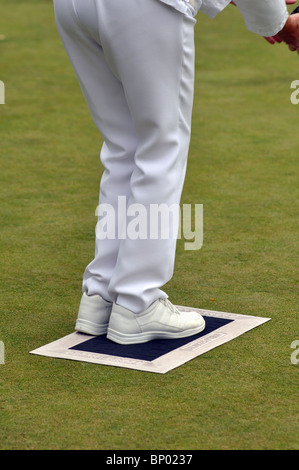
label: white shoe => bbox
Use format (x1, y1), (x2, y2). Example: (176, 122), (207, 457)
(107, 298), (205, 345)
(75, 292), (112, 335)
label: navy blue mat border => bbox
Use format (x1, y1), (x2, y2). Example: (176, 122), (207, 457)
(70, 316), (233, 361)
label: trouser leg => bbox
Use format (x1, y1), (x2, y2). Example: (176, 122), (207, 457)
(53, 0), (138, 303)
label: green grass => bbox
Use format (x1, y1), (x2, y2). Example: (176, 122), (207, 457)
(0, 0), (298, 450)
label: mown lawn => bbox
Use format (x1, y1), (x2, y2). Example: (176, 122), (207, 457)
(0, 0), (298, 450)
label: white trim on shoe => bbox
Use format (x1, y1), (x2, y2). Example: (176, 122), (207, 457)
(107, 298), (205, 345)
(75, 292), (112, 335)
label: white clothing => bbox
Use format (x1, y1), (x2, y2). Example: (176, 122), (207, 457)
(233, 0), (288, 37)
(158, 0), (200, 16)
(159, 0), (288, 36)
(53, 0), (289, 314)
(158, 0), (230, 17)
(54, 0), (196, 313)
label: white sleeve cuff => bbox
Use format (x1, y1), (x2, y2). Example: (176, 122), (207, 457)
(199, 0), (231, 19)
(234, 0), (289, 37)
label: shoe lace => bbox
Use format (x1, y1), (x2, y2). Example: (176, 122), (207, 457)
(160, 298), (180, 316)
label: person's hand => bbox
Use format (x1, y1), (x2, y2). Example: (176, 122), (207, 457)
(275, 13), (299, 52)
(264, 0), (297, 45)
(230, 1), (297, 45)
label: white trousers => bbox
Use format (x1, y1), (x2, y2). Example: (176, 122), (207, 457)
(53, 0), (196, 313)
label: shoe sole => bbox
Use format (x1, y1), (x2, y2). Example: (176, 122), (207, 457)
(75, 318), (108, 336)
(107, 318), (206, 345)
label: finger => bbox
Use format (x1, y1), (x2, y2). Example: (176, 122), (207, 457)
(272, 35), (283, 43)
(264, 36), (276, 44)
(264, 35), (283, 44)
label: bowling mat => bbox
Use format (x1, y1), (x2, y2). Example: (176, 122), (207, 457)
(30, 307), (270, 374)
